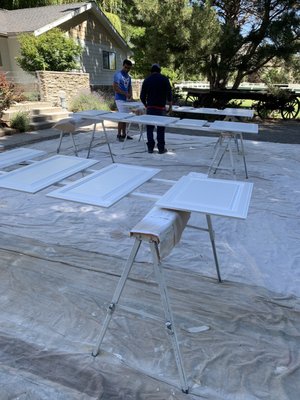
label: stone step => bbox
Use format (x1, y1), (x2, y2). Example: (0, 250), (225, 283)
(31, 107), (66, 115)
(8, 101), (53, 109)
(2, 107), (66, 121)
(29, 120), (58, 130)
(30, 111), (70, 123)
(1, 101), (70, 131)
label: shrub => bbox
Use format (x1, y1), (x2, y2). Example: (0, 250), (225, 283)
(0, 72), (24, 114)
(0, 72), (25, 114)
(17, 28), (82, 73)
(10, 111), (31, 132)
(69, 91), (113, 112)
(23, 91), (40, 102)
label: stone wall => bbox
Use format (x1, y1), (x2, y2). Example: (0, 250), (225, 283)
(131, 79), (142, 100)
(36, 71), (90, 108)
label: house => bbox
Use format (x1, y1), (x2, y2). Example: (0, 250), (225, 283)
(0, 1), (132, 91)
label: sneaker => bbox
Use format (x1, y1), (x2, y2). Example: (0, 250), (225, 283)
(158, 148), (168, 154)
(126, 135), (133, 140)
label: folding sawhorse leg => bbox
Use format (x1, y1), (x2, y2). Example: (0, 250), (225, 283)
(86, 121), (115, 163)
(92, 207), (190, 393)
(122, 122), (147, 151)
(208, 133), (236, 178)
(57, 130), (78, 156)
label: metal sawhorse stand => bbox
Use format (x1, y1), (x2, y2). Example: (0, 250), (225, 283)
(208, 131), (248, 179)
(54, 116), (115, 163)
(92, 207), (191, 393)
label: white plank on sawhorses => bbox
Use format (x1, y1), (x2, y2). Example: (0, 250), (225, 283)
(0, 148), (46, 169)
(209, 120), (258, 134)
(0, 155), (98, 193)
(124, 114), (180, 126)
(47, 163), (160, 207)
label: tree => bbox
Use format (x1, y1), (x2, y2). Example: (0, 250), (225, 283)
(259, 54), (300, 84)
(16, 28), (83, 73)
(125, 0), (299, 88)
(197, 0), (300, 89)
(125, 0), (220, 79)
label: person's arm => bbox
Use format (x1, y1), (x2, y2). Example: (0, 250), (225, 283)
(166, 100), (173, 114)
(113, 82), (128, 98)
(166, 79), (173, 114)
(140, 81), (147, 108)
(127, 77), (133, 100)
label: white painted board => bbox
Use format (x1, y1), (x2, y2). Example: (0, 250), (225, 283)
(47, 163), (160, 207)
(73, 110), (110, 117)
(172, 106), (194, 112)
(0, 155), (98, 193)
(170, 119), (208, 129)
(173, 106), (253, 118)
(209, 120), (258, 134)
(156, 175), (253, 219)
(121, 101), (144, 109)
(102, 112), (135, 121)
(186, 107), (221, 114)
(0, 148), (46, 169)
(223, 108), (254, 118)
(126, 114), (180, 126)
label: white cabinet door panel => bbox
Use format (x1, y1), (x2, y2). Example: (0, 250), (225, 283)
(156, 175), (253, 219)
(47, 163), (160, 207)
(0, 155), (98, 193)
(0, 148), (46, 169)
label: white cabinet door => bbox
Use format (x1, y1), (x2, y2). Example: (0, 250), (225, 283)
(0, 148), (46, 169)
(156, 175), (253, 219)
(0, 155), (98, 193)
(48, 163), (160, 207)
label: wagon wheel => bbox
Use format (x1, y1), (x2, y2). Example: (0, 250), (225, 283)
(256, 101), (280, 119)
(280, 97), (300, 120)
(185, 94), (198, 106)
(256, 101), (272, 119)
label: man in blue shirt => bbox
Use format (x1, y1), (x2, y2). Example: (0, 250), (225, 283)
(113, 59), (133, 141)
(140, 64), (172, 154)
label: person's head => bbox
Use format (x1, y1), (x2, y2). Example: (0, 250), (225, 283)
(150, 63), (161, 73)
(122, 59), (132, 73)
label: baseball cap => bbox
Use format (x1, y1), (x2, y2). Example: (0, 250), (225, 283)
(151, 63), (161, 73)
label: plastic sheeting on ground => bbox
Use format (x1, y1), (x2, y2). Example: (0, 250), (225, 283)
(0, 127), (299, 399)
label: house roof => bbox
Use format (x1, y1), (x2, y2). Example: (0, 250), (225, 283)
(0, 1), (129, 50)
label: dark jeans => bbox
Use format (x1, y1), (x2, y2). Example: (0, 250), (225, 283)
(146, 108), (166, 152)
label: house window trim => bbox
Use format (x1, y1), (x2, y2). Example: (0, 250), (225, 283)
(103, 50), (116, 70)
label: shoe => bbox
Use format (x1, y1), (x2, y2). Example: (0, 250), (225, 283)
(117, 135), (125, 142)
(148, 149), (154, 154)
(158, 148), (168, 154)
(126, 135), (133, 140)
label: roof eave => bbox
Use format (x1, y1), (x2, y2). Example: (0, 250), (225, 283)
(34, 2), (93, 36)
(89, 3), (131, 52)
(33, 1), (131, 53)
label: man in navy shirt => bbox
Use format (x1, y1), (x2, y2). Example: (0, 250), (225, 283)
(140, 64), (172, 154)
(113, 59), (133, 141)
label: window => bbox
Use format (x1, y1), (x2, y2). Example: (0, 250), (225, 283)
(103, 51), (116, 70)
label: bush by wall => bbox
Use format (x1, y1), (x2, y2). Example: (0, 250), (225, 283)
(10, 111), (30, 132)
(69, 91), (114, 112)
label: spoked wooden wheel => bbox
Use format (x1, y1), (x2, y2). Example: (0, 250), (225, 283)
(256, 101), (280, 119)
(256, 101), (272, 119)
(280, 98), (300, 120)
